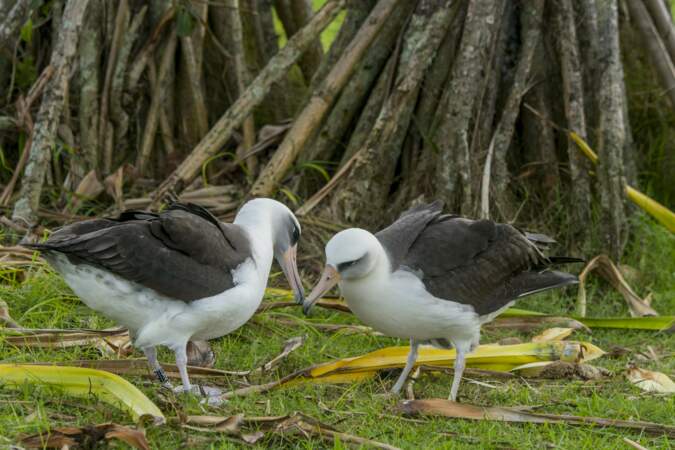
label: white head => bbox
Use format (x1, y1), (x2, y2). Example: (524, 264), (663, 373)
(303, 228), (385, 314)
(237, 198), (304, 303)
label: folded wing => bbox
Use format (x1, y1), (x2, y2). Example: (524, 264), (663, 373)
(26, 204), (251, 301)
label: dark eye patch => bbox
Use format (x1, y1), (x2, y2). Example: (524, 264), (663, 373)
(291, 225), (300, 245)
(337, 258), (360, 272)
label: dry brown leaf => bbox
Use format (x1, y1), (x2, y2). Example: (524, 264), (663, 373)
(185, 412), (400, 449)
(186, 340), (216, 368)
(531, 327), (574, 343)
(3, 328), (130, 354)
(256, 336), (305, 373)
(20, 423), (150, 450)
(626, 365), (675, 393)
(104, 164), (128, 211)
(578, 255), (657, 317)
(487, 316), (589, 332)
(532, 327), (574, 342)
(398, 399), (675, 437)
(0, 299), (20, 328)
(67, 170), (104, 213)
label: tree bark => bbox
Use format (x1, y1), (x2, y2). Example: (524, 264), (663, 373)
(149, 0), (345, 208)
(556, 0), (592, 243)
(12, 0), (88, 224)
(432, 0), (499, 214)
(644, 0), (675, 65)
(250, 0), (401, 198)
(137, 30), (177, 175)
(332, 0), (456, 225)
(0, 0), (33, 53)
(483, 0), (543, 220)
(308, 0), (375, 90)
(75, 0), (102, 179)
(297, 1), (413, 170)
(626, 0), (675, 110)
(224, 0), (258, 176)
(597, 0), (629, 260)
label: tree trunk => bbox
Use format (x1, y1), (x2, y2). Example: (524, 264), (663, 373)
(12, 0), (89, 224)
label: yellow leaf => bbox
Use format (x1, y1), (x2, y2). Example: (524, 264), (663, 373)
(625, 185), (675, 233)
(569, 131), (675, 233)
(303, 342), (605, 382)
(569, 131), (599, 164)
(0, 364), (165, 424)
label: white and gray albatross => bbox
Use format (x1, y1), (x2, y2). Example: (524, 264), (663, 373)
(25, 198), (304, 400)
(303, 201), (581, 401)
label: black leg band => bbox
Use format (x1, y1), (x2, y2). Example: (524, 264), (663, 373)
(154, 368), (168, 384)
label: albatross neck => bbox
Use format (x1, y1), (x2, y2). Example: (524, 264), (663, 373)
(233, 204), (275, 277)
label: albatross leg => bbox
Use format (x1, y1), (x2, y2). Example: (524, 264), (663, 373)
(173, 343), (225, 404)
(143, 346), (171, 388)
(391, 338), (419, 395)
(174, 344), (193, 393)
(449, 345), (467, 401)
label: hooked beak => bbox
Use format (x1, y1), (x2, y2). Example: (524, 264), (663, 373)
(303, 264), (340, 315)
(280, 244), (304, 304)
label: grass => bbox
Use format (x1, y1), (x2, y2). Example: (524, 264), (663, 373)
(0, 214), (673, 449)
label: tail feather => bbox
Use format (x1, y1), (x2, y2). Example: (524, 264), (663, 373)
(548, 256), (585, 265)
(511, 270), (579, 299)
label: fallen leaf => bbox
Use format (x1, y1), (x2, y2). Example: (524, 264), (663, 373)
(500, 308), (674, 331)
(0, 299), (20, 328)
(488, 316), (589, 332)
(626, 365), (675, 393)
(577, 255), (657, 317)
(531, 327), (574, 343)
(3, 328), (131, 355)
(21, 423), (150, 450)
(218, 341), (605, 399)
(398, 399), (675, 437)
(104, 164), (129, 211)
(0, 364), (165, 424)
(184, 412), (400, 449)
(186, 340), (215, 368)
(66, 170), (104, 213)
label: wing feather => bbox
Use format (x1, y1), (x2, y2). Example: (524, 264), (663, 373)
(25, 204), (251, 301)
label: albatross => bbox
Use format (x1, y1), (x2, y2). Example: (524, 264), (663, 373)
(302, 201), (581, 401)
(25, 198), (304, 400)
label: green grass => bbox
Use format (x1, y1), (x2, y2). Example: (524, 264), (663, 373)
(0, 215), (673, 449)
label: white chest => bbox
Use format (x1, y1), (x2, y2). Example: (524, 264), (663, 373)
(341, 270), (481, 344)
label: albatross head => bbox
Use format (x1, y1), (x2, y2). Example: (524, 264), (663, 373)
(241, 198), (305, 304)
(303, 228), (382, 315)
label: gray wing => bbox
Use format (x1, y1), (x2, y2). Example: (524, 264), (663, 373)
(26, 204), (251, 301)
(374, 201), (445, 269)
(377, 203), (578, 316)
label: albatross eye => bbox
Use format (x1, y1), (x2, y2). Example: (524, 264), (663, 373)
(291, 225), (300, 245)
(337, 259), (359, 272)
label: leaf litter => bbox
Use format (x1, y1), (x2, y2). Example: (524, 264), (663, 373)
(397, 399), (675, 438)
(20, 423), (150, 450)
